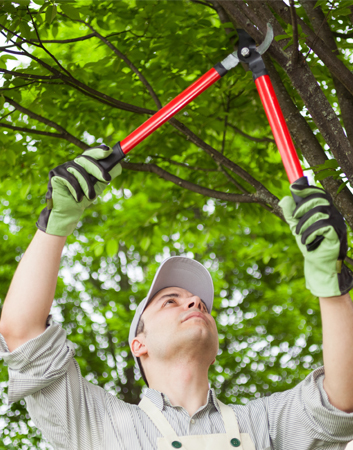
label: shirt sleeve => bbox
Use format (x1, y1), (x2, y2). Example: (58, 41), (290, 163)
(0, 315), (107, 450)
(266, 367), (353, 449)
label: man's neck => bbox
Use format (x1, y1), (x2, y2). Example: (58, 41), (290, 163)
(146, 358), (211, 417)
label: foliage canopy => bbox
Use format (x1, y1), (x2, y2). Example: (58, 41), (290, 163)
(1, 0), (353, 448)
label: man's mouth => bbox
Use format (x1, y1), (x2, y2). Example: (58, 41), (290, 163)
(182, 312), (207, 323)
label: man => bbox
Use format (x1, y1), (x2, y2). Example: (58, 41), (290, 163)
(1, 146), (353, 450)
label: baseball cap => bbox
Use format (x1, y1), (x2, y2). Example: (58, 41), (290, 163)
(129, 256), (214, 384)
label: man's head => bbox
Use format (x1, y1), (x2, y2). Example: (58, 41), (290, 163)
(128, 257), (217, 385)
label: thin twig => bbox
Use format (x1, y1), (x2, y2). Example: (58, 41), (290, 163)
(289, 0), (299, 65)
(56, 12), (162, 109)
(189, 0), (217, 11)
(303, 4), (334, 63)
(1, 49), (24, 56)
(0, 68), (60, 80)
(0, 123), (64, 139)
(0, 25), (41, 48)
(0, 110), (16, 122)
(332, 31), (353, 39)
(169, 117), (280, 209)
(217, 164), (249, 194)
(121, 161), (258, 203)
(221, 94), (231, 154)
(0, 81), (38, 91)
(223, 122), (275, 143)
(27, 6), (73, 79)
(4, 97), (88, 150)
(152, 155), (218, 172)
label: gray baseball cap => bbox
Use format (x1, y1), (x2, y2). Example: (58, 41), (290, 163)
(129, 256), (214, 384)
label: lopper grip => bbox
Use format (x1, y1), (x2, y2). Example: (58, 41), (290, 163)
(291, 176), (324, 251)
(99, 142), (126, 172)
(291, 175), (308, 204)
(89, 142), (126, 185)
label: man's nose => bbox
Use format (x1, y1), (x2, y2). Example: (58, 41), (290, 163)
(187, 296), (203, 310)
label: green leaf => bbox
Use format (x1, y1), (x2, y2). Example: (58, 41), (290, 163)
(283, 38), (294, 51)
(323, 159), (339, 169)
(20, 183), (31, 199)
(314, 169), (335, 181)
(19, 21), (32, 40)
(220, 22), (234, 29)
(3, 55), (18, 61)
(31, 0), (45, 5)
(337, 180), (349, 194)
(337, 8), (352, 16)
(46, 4), (57, 24)
(0, 95), (4, 109)
(60, 4), (81, 21)
(275, 34), (290, 42)
(94, 243), (104, 257)
(140, 236), (151, 251)
(310, 159), (339, 171)
(7, 150), (16, 166)
(106, 239), (118, 257)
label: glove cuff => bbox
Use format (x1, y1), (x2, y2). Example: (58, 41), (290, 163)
(36, 207), (51, 233)
(338, 263), (353, 295)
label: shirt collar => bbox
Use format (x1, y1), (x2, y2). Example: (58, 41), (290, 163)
(143, 387), (221, 414)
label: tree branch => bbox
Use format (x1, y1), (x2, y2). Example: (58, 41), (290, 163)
(227, 123), (275, 144)
(0, 122), (64, 139)
(0, 81), (39, 91)
(121, 161), (260, 204)
(299, 0), (353, 149)
(0, 110), (16, 122)
(1, 25), (156, 116)
(0, 13), (280, 214)
(168, 117), (280, 210)
(218, 1), (353, 185)
(190, 0), (217, 11)
(83, 21), (162, 109)
(332, 31), (353, 39)
(152, 155), (218, 172)
(217, 164), (249, 194)
(27, 6), (73, 79)
(4, 97), (88, 151)
(266, 1), (353, 100)
(289, 0), (299, 66)
(261, 52), (353, 230)
(0, 68), (59, 80)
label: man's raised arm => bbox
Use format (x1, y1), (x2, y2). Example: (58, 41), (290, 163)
(0, 144), (122, 352)
(280, 183), (353, 413)
(0, 231), (66, 351)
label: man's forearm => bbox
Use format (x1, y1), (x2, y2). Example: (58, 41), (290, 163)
(0, 229), (66, 352)
(320, 292), (353, 412)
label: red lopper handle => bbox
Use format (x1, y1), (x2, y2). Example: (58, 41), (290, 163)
(255, 74), (303, 184)
(98, 68), (222, 172)
(121, 68), (221, 154)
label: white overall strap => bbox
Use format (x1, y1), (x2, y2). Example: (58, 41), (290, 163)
(217, 400), (244, 449)
(139, 396), (179, 443)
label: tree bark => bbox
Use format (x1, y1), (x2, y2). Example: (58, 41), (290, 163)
(299, 0), (353, 148)
(217, 0), (353, 185)
(262, 54), (353, 230)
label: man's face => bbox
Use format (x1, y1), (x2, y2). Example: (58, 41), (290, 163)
(135, 286), (219, 367)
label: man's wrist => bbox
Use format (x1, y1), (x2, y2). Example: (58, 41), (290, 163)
(319, 292), (352, 302)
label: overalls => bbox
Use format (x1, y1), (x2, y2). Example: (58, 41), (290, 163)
(139, 396), (256, 450)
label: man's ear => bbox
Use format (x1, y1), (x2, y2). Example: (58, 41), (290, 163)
(131, 335), (148, 358)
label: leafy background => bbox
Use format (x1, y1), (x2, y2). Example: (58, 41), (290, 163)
(0, 0), (353, 448)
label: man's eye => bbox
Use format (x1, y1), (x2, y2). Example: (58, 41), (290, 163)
(163, 299), (176, 306)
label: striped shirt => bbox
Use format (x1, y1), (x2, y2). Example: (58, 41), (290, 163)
(1, 316), (353, 450)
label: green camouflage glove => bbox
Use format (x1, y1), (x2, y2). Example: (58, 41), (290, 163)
(36, 145), (122, 236)
(279, 183), (353, 297)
